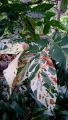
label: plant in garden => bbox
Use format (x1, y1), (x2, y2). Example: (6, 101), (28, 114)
(0, 0), (68, 120)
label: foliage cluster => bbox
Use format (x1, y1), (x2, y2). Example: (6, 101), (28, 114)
(0, 0), (68, 120)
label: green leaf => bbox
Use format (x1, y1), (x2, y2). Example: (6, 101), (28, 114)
(0, 19), (8, 27)
(30, 93), (44, 108)
(2, 112), (7, 120)
(32, 3), (54, 12)
(29, 53), (40, 72)
(60, 0), (67, 12)
(52, 31), (61, 42)
(35, 39), (49, 47)
(29, 38), (48, 53)
(0, 28), (4, 36)
(53, 36), (68, 54)
(48, 67), (56, 75)
(54, 105), (64, 111)
(0, 19), (9, 36)
(27, 17), (35, 30)
(50, 20), (65, 30)
(26, 11), (45, 19)
(29, 63), (40, 80)
(32, 108), (46, 115)
(10, 101), (26, 117)
(38, 114), (49, 120)
(51, 87), (57, 94)
(0, 3), (30, 12)
(29, 44), (40, 53)
(49, 45), (66, 69)
(41, 72), (54, 87)
(46, 11), (55, 18)
(57, 36), (68, 47)
(60, 111), (68, 115)
(46, 89), (54, 98)
(0, 0), (8, 4)
(21, 98), (28, 113)
(43, 83), (49, 89)
(29, 62), (38, 72)
(7, 11), (19, 20)
(36, 21), (42, 26)
(24, 18), (35, 40)
(43, 24), (50, 34)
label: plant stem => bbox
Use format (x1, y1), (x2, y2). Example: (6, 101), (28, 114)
(57, 0), (62, 21)
(52, 0), (62, 33)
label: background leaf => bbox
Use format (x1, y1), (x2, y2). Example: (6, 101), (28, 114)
(49, 45), (66, 69)
(10, 101), (26, 117)
(32, 3), (54, 12)
(43, 24), (50, 34)
(26, 11), (45, 19)
(0, 0), (8, 4)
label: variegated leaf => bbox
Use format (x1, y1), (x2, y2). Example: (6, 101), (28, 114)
(28, 47), (57, 111)
(3, 52), (22, 89)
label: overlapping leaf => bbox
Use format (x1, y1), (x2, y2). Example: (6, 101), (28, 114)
(0, 3), (30, 12)
(49, 35), (68, 69)
(28, 47), (57, 111)
(26, 11), (45, 19)
(32, 3), (54, 12)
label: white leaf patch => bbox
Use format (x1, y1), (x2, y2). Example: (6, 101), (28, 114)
(0, 42), (24, 54)
(3, 52), (22, 88)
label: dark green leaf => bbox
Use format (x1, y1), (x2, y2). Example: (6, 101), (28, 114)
(0, 19), (8, 27)
(28, 44), (40, 53)
(29, 64), (40, 80)
(43, 24), (50, 34)
(43, 83), (49, 89)
(46, 11), (55, 18)
(35, 38), (48, 47)
(0, 3), (30, 12)
(32, 108), (45, 115)
(46, 89), (54, 98)
(38, 114), (49, 120)
(54, 104), (64, 111)
(24, 18), (35, 40)
(10, 101), (26, 117)
(50, 20), (65, 30)
(2, 112), (7, 120)
(60, 111), (68, 115)
(62, 115), (68, 120)
(0, 0), (8, 4)
(0, 28), (4, 36)
(32, 3), (54, 12)
(7, 11), (19, 20)
(52, 31), (61, 42)
(49, 45), (66, 69)
(57, 36), (68, 47)
(29, 38), (48, 53)
(30, 93), (44, 108)
(51, 87), (57, 94)
(36, 21), (42, 26)
(21, 98), (28, 113)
